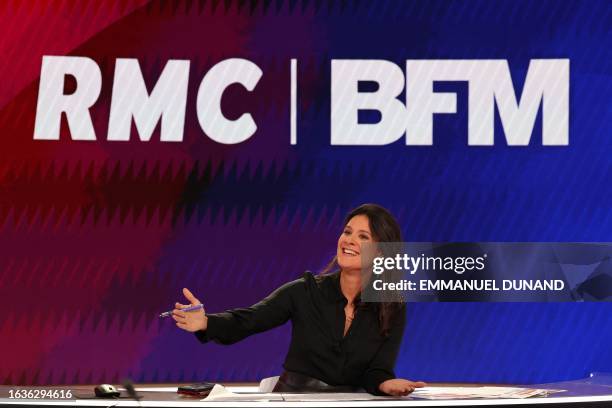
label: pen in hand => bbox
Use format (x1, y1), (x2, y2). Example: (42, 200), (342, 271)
(159, 303), (204, 318)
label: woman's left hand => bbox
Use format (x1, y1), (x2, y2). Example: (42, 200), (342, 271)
(379, 378), (427, 396)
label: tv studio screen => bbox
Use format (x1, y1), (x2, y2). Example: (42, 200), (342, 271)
(0, 1), (610, 407)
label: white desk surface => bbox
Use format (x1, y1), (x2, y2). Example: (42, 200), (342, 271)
(2, 383), (612, 407)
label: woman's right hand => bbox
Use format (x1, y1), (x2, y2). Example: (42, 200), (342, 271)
(173, 288), (208, 332)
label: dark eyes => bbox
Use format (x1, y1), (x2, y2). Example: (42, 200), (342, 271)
(343, 229), (370, 240)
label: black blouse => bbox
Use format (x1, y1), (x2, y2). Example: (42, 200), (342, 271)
(195, 271), (406, 395)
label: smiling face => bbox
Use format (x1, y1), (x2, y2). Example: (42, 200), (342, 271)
(337, 214), (375, 272)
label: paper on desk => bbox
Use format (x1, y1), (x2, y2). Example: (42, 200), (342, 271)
(411, 386), (565, 400)
(202, 384), (283, 401)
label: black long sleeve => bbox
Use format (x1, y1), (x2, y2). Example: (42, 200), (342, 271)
(194, 271), (406, 394)
(195, 279), (299, 344)
(361, 306), (406, 394)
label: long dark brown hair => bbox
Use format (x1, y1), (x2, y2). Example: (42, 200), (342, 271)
(321, 203), (404, 337)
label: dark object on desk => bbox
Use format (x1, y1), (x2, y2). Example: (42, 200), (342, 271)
(94, 384), (120, 398)
(177, 382), (216, 397)
(122, 378), (142, 401)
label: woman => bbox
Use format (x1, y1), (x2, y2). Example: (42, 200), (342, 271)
(172, 204), (426, 396)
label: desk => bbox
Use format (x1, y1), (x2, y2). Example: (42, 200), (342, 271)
(1, 377), (612, 407)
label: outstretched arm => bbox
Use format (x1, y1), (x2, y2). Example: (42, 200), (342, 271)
(173, 280), (299, 345)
